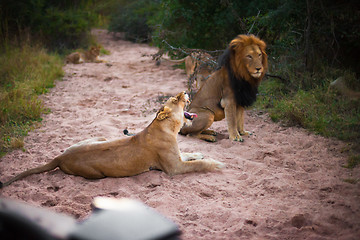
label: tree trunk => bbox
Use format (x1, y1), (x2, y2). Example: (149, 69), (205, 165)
(304, 0), (312, 71)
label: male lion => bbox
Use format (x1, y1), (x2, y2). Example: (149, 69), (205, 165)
(0, 92), (224, 188)
(66, 46), (105, 64)
(162, 52), (215, 89)
(180, 35), (268, 142)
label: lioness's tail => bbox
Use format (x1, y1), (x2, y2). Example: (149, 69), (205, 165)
(161, 57), (187, 64)
(0, 158), (60, 188)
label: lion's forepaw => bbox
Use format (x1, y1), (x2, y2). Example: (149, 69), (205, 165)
(229, 134), (243, 142)
(240, 130), (252, 136)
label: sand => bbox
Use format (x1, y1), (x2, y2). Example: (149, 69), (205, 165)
(1, 29), (359, 240)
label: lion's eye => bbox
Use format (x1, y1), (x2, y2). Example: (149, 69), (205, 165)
(246, 55), (252, 59)
(258, 53), (262, 57)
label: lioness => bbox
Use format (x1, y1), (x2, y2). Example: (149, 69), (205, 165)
(0, 92), (224, 188)
(66, 46), (105, 64)
(180, 35), (268, 142)
(329, 76), (360, 100)
(162, 52), (215, 89)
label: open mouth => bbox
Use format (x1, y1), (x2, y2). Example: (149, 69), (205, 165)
(184, 111), (197, 120)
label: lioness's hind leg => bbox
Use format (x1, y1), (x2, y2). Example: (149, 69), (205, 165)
(72, 137), (107, 146)
(180, 110), (216, 141)
(59, 162), (105, 179)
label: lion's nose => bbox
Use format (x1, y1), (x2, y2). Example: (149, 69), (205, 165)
(256, 67), (262, 72)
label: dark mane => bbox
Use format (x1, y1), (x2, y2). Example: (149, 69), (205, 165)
(218, 48), (258, 107)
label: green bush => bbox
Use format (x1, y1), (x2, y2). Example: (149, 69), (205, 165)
(256, 77), (360, 143)
(0, 44), (63, 154)
(108, 0), (160, 42)
(0, 0), (98, 51)
(39, 8), (95, 50)
(150, 0), (253, 50)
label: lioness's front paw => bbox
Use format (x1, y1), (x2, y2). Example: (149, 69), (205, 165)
(206, 158), (226, 170)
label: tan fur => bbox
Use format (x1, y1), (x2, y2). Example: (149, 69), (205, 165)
(1, 92), (224, 187)
(66, 46), (105, 64)
(162, 53), (214, 89)
(180, 35), (268, 142)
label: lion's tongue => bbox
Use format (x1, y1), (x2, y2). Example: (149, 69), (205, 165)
(184, 111), (197, 120)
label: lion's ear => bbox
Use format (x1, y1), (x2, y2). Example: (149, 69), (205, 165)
(170, 97), (179, 104)
(157, 106), (171, 121)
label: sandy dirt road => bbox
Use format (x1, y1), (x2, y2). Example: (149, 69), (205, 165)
(1, 29), (359, 239)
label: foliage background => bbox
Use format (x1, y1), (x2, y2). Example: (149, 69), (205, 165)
(0, 0), (99, 50)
